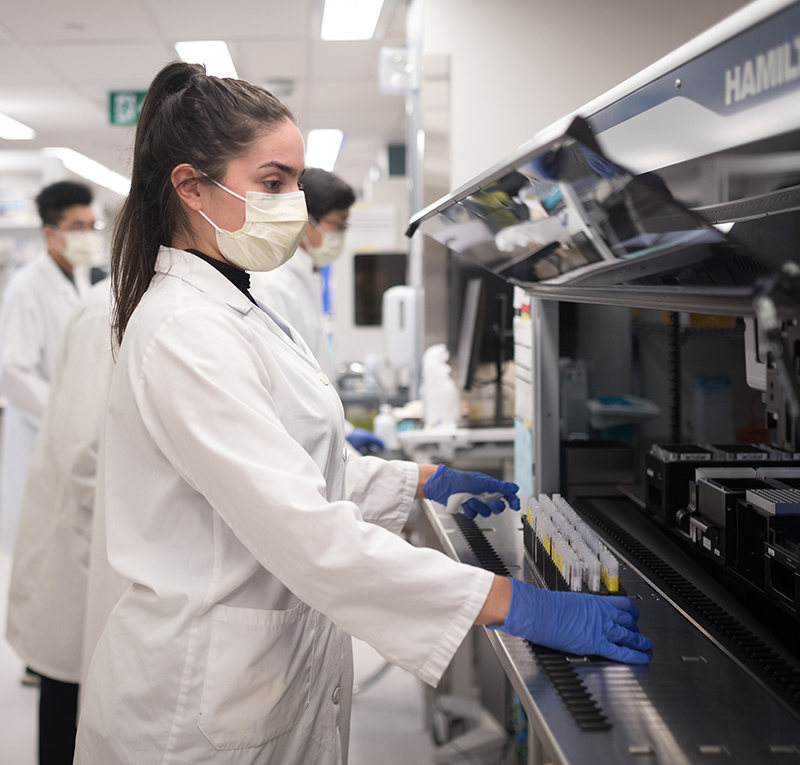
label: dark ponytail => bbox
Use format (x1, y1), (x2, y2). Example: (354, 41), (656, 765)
(111, 61), (295, 345)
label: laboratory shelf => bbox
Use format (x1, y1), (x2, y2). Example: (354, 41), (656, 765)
(419, 496), (800, 764)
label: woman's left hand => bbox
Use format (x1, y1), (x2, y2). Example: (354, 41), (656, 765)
(424, 464), (520, 519)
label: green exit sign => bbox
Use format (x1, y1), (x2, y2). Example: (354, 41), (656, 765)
(109, 91), (146, 126)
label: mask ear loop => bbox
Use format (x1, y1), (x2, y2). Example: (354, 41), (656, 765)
(199, 171), (247, 203)
(196, 209), (223, 233)
(182, 171), (246, 233)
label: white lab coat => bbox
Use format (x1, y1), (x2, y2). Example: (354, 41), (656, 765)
(249, 246), (334, 379)
(0, 252), (89, 552)
(76, 248), (493, 765)
(78, 420), (128, 694)
(5, 280), (112, 683)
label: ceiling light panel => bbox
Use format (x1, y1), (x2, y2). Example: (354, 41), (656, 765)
(42, 147), (131, 196)
(321, 0), (385, 41)
(306, 129), (344, 171)
(0, 113), (36, 140)
(175, 41), (238, 79)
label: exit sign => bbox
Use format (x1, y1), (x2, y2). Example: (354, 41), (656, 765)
(109, 91), (146, 126)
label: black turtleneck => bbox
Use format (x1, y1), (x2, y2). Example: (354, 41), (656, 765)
(187, 249), (256, 304)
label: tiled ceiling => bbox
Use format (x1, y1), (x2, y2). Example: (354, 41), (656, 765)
(0, 0), (408, 194)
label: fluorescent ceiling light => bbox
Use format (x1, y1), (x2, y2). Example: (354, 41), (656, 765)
(306, 129), (344, 172)
(321, 0), (385, 40)
(0, 112), (35, 140)
(175, 40), (238, 79)
(42, 148), (131, 197)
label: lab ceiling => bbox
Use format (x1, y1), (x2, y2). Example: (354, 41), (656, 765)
(0, 0), (408, 193)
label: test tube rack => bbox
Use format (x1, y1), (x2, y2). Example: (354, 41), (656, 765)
(523, 494), (624, 596)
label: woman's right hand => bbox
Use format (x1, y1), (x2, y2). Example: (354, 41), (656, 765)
(488, 577), (652, 664)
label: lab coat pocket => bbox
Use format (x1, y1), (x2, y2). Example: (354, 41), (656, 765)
(198, 600), (316, 750)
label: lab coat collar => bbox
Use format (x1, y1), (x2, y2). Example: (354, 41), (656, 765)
(154, 247), (255, 316)
(293, 246), (315, 274)
(154, 247), (322, 370)
(38, 251), (90, 298)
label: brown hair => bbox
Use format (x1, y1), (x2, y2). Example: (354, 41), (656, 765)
(111, 61), (295, 344)
(300, 167), (355, 222)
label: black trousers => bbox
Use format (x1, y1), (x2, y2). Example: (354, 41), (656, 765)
(38, 675), (79, 765)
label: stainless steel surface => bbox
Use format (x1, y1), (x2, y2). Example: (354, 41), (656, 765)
(419, 498), (800, 764)
(513, 285), (760, 318)
(590, 497), (799, 667)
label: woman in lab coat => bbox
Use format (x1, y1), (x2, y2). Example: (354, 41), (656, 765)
(75, 62), (650, 765)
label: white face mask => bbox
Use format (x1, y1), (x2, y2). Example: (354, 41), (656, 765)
(61, 230), (102, 267)
(305, 228), (345, 268)
(197, 180), (308, 272)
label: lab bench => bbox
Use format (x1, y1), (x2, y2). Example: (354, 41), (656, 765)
(398, 426), (515, 477)
(418, 495), (800, 764)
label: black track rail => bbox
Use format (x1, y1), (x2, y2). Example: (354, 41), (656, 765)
(452, 514), (612, 731)
(452, 513), (511, 577)
(573, 498), (800, 717)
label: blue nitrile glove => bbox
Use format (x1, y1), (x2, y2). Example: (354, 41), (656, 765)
(424, 464), (520, 519)
(490, 577), (652, 664)
(346, 428), (386, 455)
(582, 146), (618, 179)
(531, 150), (559, 182)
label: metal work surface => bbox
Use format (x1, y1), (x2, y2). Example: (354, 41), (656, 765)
(420, 498), (800, 764)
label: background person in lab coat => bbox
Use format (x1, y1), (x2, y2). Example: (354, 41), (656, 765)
(250, 166), (351, 380)
(75, 62), (650, 765)
(0, 181), (100, 558)
(5, 279), (113, 765)
(249, 167), (383, 455)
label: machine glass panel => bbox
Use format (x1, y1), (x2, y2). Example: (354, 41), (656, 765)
(414, 120), (774, 298)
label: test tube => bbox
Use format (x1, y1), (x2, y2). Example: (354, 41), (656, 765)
(567, 548), (584, 592)
(584, 552), (601, 592)
(599, 549), (620, 592)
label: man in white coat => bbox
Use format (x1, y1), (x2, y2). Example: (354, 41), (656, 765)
(0, 180), (100, 556)
(249, 167), (383, 455)
(249, 166), (350, 381)
(6, 279), (113, 765)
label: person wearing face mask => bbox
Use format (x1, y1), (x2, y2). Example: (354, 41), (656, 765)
(0, 181), (103, 560)
(248, 168), (383, 455)
(75, 62), (650, 765)
(249, 167), (351, 381)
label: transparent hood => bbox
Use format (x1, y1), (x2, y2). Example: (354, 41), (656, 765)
(415, 119), (771, 291)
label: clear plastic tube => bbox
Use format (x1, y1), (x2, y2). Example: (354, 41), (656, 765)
(584, 554), (601, 592)
(566, 547), (583, 591)
(600, 549), (620, 592)
(552, 532), (565, 576)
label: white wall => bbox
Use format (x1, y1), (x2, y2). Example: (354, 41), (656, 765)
(423, 0), (751, 188)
